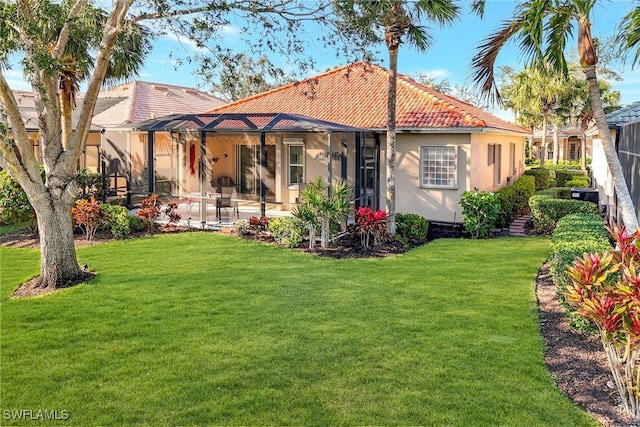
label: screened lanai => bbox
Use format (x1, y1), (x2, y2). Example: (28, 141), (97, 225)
(101, 112), (381, 227)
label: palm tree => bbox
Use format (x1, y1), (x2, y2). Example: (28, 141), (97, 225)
(334, 0), (461, 235)
(471, 0), (639, 232)
(500, 64), (568, 166)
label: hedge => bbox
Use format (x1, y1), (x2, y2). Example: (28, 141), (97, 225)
(523, 168), (552, 190)
(496, 175), (536, 227)
(529, 194), (599, 233)
(534, 187), (572, 199)
(565, 178), (590, 188)
(550, 213), (611, 297)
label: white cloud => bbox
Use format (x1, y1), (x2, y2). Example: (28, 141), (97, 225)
(162, 34), (208, 53)
(3, 69), (30, 90)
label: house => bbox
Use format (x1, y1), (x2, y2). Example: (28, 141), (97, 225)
(6, 82), (225, 175)
(531, 125), (591, 163)
(104, 62), (530, 225)
(590, 101), (640, 224)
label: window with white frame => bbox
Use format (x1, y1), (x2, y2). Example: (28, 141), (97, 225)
(288, 144), (304, 185)
(420, 146), (457, 189)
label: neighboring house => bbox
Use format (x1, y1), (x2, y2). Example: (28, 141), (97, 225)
(531, 125), (591, 162)
(104, 62), (529, 225)
(590, 101), (640, 224)
(5, 82), (225, 175)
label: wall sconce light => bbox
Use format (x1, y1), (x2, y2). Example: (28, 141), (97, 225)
(224, 152), (228, 158)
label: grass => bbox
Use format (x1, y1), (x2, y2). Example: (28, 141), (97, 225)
(0, 223), (27, 235)
(0, 233), (597, 426)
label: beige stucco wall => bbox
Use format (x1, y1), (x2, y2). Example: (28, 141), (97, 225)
(390, 133), (471, 223)
(377, 131), (525, 223)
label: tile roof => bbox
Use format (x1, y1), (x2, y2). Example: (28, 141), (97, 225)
(209, 62), (529, 134)
(91, 81), (226, 127)
(606, 100), (640, 126)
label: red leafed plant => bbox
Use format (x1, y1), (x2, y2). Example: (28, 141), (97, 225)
(163, 201), (182, 226)
(355, 206), (387, 249)
(72, 197), (105, 242)
(137, 194), (162, 232)
(565, 223), (640, 418)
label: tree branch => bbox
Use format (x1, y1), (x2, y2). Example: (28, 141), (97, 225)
(52, 0), (90, 60)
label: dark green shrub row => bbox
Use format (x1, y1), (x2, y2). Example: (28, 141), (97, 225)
(496, 175), (536, 226)
(396, 213), (429, 241)
(529, 194), (599, 233)
(550, 213), (611, 331)
(523, 168), (552, 191)
(533, 187), (572, 199)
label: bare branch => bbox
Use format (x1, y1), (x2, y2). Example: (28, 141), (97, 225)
(51, 0), (90, 60)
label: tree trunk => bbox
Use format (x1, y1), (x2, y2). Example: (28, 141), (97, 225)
(540, 114), (548, 168)
(552, 125), (559, 164)
(580, 119), (588, 171)
(584, 65), (639, 232)
(386, 46), (398, 236)
(31, 194), (87, 289)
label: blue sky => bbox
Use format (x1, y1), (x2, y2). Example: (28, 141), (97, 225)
(5, 0), (640, 112)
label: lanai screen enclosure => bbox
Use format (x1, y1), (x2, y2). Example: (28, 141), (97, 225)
(101, 113), (381, 225)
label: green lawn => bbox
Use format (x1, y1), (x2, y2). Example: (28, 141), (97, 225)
(0, 233), (596, 426)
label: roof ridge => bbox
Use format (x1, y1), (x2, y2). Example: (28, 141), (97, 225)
(208, 62), (378, 113)
(396, 73), (487, 127)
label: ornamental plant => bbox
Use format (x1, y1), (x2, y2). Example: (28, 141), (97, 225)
(564, 224), (640, 418)
(163, 201), (182, 226)
(459, 189), (501, 239)
(72, 197), (105, 242)
(137, 194), (162, 232)
(355, 206), (387, 249)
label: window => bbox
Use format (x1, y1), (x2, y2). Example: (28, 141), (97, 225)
(288, 145), (304, 185)
(420, 146), (457, 189)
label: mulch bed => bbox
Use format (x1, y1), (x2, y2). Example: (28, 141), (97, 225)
(2, 224), (637, 425)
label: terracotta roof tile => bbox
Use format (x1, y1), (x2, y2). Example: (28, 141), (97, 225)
(210, 62), (528, 134)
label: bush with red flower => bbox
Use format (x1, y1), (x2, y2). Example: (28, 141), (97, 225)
(355, 207), (387, 249)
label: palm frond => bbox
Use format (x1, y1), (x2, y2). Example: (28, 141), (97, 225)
(615, 0), (640, 66)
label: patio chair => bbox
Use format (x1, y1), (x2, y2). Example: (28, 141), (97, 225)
(215, 188), (239, 220)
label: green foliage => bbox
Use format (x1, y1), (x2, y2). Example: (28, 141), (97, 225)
(101, 204), (135, 238)
(0, 170), (37, 230)
(459, 189), (501, 239)
(564, 225), (640, 418)
(534, 187), (572, 199)
(550, 213), (611, 292)
(523, 168), (552, 191)
(292, 177), (350, 248)
(496, 175), (536, 226)
(529, 194), (599, 233)
(565, 178), (590, 188)
(395, 212), (429, 241)
(268, 216), (305, 248)
(554, 170), (573, 187)
(74, 170), (104, 201)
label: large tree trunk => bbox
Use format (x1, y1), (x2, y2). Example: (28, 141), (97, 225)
(31, 193), (88, 289)
(386, 46), (398, 236)
(584, 65), (639, 232)
(552, 125), (559, 164)
(580, 118), (588, 171)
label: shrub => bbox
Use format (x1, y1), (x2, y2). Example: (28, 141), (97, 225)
(550, 213), (611, 292)
(248, 216), (269, 234)
(0, 169), (37, 230)
(523, 168), (552, 190)
(101, 204), (134, 238)
(459, 189), (501, 238)
(564, 225), (640, 419)
(396, 213), (429, 241)
(529, 195), (599, 234)
(496, 175), (536, 226)
(565, 178), (590, 188)
(554, 170), (573, 187)
(534, 187), (572, 199)
(268, 217), (305, 248)
(163, 201), (182, 225)
(292, 177), (350, 249)
(75, 170), (104, 201)
(137, 194), (162, 232)
(72, 197), (105, 241)
(234, 219), (249, 236)
(355, 207), (388, 249)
